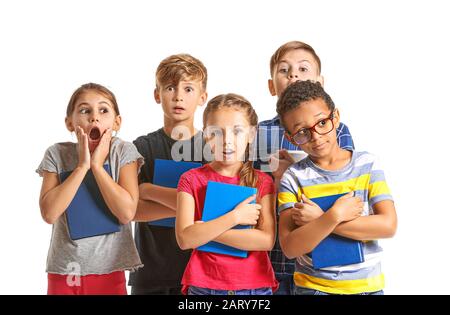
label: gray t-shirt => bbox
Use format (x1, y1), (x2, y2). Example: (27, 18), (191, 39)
(36, 137), (144, 276)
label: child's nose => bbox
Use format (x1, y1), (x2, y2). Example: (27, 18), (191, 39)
(90, 113), (99, 122)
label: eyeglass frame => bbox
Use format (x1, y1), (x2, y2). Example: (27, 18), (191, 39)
(285, 110), (337, 146)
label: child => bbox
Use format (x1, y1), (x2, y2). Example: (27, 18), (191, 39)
(130, 54), (208, 295)
(277, 80), (397, 295)
(176, 94), (278, 295)
(37, 83), (144, 295)
(254, 41), (356, 295)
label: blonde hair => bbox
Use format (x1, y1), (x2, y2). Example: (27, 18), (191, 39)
(270, 41), (321, 77)
(66, 83), (120, 117)
(156, 54), (207, 90)
(203, 94), (259, 188)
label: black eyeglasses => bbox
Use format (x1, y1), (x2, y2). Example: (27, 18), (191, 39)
(286, 112), (336, 146)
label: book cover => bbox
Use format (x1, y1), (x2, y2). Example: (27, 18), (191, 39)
(197, 181), (257, 258)
(310, 193), (364, 269)
(148, 159), (202, 227)
(59, 164), (120, 240)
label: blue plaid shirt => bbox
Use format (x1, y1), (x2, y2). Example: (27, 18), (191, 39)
(252, 115), (355, 277)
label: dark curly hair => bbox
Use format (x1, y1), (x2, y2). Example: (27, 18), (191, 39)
(276, 80), (335, 122)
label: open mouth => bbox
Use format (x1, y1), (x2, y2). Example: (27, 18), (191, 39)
(173, 106), (185, 113)
(89, 127), (101, 141)
(222, 150), (235, 158)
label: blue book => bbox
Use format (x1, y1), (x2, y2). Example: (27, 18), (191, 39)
(197, 181), (256, 258)
(148, 159), (202, 227)
(310, 193), (364, 269)
(59, 164), (120, 240)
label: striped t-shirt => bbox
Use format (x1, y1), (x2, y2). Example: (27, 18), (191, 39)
(277, 151), (393, 294)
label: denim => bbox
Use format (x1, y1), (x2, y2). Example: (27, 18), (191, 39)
(188, 286), (273, 295)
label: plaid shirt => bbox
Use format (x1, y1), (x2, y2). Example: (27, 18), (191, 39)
(252, 115), (355, 276)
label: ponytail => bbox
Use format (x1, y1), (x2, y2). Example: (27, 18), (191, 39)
(239, 147), (258, 188)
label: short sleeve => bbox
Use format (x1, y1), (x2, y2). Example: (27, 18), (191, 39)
(36, 145), (59, 176)
(257, 172), (275, 199)
(277, 169), (300, 214)
(119, 141), (145, 174)
(368, 155), (394, 208)
(177, 170), (195, 196)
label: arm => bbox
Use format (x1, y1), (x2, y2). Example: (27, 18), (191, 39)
(175, 192), (260, 250)
(279, 208), (341, 259)
(133, 199), (175, 222)
(138, 183), (177, 210)
(270, 150), (295, 188)
(39, 126), (91, 225)
(279, 194), (363, 259)
(334, 200), (397, 240)
(39, 167), (88, 224)
(213, 193), (276, 251)
(91, 162), (139, 225)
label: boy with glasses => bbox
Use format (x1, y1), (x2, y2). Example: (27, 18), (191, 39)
(253, 41), (355, 295)
(277, 80), (397, 295)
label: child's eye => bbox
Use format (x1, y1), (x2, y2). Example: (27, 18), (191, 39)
(299, 67), (309, 72)
(79, 108), (90, 114)
(166, 86), (175, 91)
(279, 68), (288, 73)
(185, 87), (193, 93)
(233, 128), (244, 135)
(100, 108), (109, 114)
(318, 120), (327, 126)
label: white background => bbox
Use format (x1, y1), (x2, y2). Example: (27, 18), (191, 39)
(0, 0), (449, 295)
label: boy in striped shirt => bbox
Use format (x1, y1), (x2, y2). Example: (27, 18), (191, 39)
(277, 80), (397, 295)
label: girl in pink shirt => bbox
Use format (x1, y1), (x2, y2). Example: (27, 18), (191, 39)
(176, 93), (278, 295)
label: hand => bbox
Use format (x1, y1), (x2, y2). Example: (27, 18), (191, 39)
(269, 150), (295, 180)
(75, 126), (90, 171)
(232, 195), (261, 226)
(91, 128), (112, 169)
(291, 194), (324, 226)
(329, 191), (363, 223)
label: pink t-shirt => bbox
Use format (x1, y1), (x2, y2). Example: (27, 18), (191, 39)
(177, 164), (278, 294)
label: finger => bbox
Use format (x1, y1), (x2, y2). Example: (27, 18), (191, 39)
(301, 194), (317, 206)
(240, 194), (257, 206)
(279, 149), (295, 163)
(294, 202), (304, 209)
(340, 191), (355, 199)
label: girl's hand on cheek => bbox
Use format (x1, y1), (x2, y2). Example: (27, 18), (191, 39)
(76, 126), (90, 171)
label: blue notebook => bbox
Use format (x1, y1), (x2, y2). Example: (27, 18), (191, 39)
(148, 159), (202, 227)
(197, 181), (256, 258)
(310, 193), (364, 269)
(59, 164), (120, 240)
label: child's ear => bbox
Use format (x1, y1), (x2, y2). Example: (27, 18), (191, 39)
(154, 88), (161, 104)
(268, 79), (277, 96)
(198, 91), (208, 107)
(333, 108), (341, 127)
(113, 115), (122, 132)
(318, 75), (325, 87)
(248, 126), (257, 144)
(65, 117), (74, 132)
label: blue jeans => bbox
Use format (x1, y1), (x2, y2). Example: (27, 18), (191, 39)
(274, 274), (294, 295)
(188, 286), (273, 295)
(295, 286), (384, 295)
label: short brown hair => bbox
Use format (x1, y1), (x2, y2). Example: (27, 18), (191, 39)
(270, 41), (321, 77)
(66, 83), (120, 117)
(156, 54), (207, 91)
